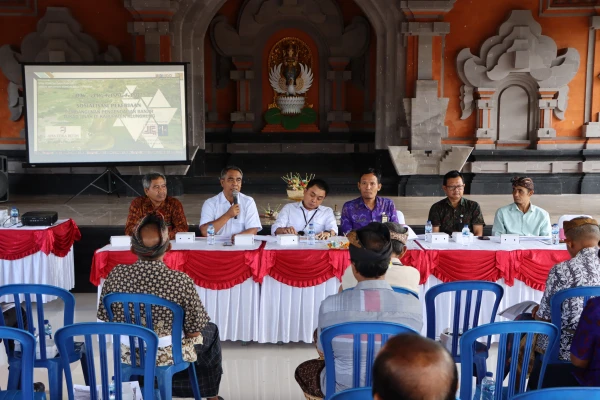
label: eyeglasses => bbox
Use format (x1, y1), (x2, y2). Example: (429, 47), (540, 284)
(445, 185), (465, 191)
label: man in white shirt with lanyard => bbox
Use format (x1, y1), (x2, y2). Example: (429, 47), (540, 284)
(272, 178), (338, 240)
(199, 166), (262, 239)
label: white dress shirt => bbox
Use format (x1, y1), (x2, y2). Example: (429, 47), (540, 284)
(271, 202), (338, 235)
(199, 191), (262, 237)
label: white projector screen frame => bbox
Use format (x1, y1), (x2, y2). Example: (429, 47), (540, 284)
(22, 63), (189, 167)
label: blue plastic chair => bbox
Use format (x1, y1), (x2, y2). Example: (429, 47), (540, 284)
(329, 387), (373, 400)
(55, 322), (159, 400)
(0, 284), (88, 400)
(549, 286), (600, 363)
(0, 327), (46, 399)
(425, 280), (504, 383)
(511, 387), (600, 399)
(459, 321), (559, 400)
(103, 293), (202, 400)
(391, 286), (419, 299)
(320, 321), (418, 400)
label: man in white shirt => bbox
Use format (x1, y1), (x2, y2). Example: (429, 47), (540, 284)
(271, 178), (337, 240)
(199, 166), (262, 238)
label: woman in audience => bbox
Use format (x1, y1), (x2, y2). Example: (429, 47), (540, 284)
(570, 296), (600, 386)
(340, 222), (420, 294)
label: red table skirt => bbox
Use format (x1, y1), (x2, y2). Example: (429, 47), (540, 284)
(90, 248), (262, 290)
(401, 248), (571, 291)
(259, 249), (351, 288)
(0, 219), (81, 261)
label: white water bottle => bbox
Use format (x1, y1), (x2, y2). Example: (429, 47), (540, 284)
(307, 223), (316, 245)
(10, 207), (18, 225)
(461, 224), (470, 245)
(481, 372), (495, 400)
(44, 319), (53, 342)
(425, 220), (433, 241)
(207, 224), (215, 245)
(552, 223), (560, 245)
(109, 376), (116, 400)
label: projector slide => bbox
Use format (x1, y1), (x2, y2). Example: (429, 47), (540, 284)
(23, 64), (188, 165)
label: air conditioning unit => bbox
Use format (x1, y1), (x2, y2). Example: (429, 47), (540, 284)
(0, 156), (8, 202)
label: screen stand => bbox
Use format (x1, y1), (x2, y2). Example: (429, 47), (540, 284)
(65, 167), (141, 204)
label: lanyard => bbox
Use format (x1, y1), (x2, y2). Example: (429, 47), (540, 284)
(301, 206), (319, 231)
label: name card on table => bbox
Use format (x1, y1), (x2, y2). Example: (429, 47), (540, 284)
(175, 232), (195, 243)
(500, 234), (520, 245)
(451, 232), (474, 245)
(426, 233), (449, 243)
(234, 234), (254, 246)
(277, 234), (298, 246)
(110, 236), (131, 247)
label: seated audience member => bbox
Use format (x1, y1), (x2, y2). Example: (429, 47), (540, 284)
(428, 170), (484, 236)
(571, 297), (600, 386)
(294, 223), (423, 399)
(125, 172), (188, 240)
(492, 177), (551, 236)
(340, 168), (399, 235)
(199, 166), (262, 239)
(341, 222), (420, 294)
(97, 214), (223, 400)
(527, 217), (600, 388)
(272, 178), (337, 239)
(372, 333), (458, 400)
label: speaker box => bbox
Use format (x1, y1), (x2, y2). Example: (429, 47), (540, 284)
(0, 156), (8, 202)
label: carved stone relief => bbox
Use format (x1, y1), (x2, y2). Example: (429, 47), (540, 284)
(0, 7), (122, 126)
(456, 10), (579, 147)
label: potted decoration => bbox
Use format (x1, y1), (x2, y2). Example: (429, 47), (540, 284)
(262, 204), (282, 220)
(281, 172), (314, 200)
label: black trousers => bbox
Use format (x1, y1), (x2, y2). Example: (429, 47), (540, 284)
(1, 306), (28, 351)
(528, 353), (581, 389)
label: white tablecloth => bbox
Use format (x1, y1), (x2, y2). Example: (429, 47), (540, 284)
(0, 246), (75, 303)
(258, 275), (340, 343)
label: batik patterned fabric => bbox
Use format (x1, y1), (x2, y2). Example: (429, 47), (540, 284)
(340, 197), (398, 234)
(124, 196), (188, 240)
(427, 197), (485, 235)
(97, 259), (210, 365)
(536, 247), (600, 360)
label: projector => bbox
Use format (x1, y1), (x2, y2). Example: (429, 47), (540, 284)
(21, 211), (58, 226)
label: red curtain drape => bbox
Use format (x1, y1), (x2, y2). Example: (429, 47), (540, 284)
(0, 219), (81, 260)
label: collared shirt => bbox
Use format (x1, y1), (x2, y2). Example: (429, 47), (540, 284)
(199, 191), (262, 237)
(125, 196), (188, 240)
(492, 203), (551, 236)
(317, 280), (423, 395)
(340, 197), (399, 234)
(536, 247), (600, 360)
(271, 202), (338, 235)
(340, 258), (421, 293)
(571, 297), (600, 386)
(97, 259), (210, 366)
(427, 197), (485, 235)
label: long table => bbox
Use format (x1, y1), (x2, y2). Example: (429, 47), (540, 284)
(90, 236), (569, 342)
(0, 219), (80, 303)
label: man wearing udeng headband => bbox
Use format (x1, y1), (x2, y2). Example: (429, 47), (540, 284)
(125, 172), (188, 240)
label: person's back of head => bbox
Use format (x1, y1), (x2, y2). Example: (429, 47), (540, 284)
(131, 213), (171, 261)
(348, 222), (392, 278)
(563, 217), (600, 258)
(372, 333), (458, 400)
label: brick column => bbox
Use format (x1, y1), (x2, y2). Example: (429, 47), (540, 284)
(230, 57), (254, 133)
(536, 89), (558, 148)
(474, 89), (496, 149)
(327, 57), (351, 132)
(125, 1), (177, 62)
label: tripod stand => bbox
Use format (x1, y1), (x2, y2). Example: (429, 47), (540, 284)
(65, 167), (141, 204)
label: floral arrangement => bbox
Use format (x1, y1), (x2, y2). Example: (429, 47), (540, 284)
(262, 203), (282, 219)
(281, 172), (315, 191)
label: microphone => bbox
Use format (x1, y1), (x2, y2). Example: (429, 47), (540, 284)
(232, 190), (239, 219)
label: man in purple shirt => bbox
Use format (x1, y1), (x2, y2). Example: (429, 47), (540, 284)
(340, 168), (399, 234)
(571, 296), (600, 386)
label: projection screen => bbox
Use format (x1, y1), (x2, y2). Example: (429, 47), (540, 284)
(23, 64), (188, 166)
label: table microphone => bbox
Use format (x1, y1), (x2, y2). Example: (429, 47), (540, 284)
(232, 190), (239, 219)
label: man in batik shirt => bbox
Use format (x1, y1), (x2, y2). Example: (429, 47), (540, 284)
(98, 213), (223, 400)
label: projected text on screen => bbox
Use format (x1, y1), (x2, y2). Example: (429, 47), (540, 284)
(24, 65), (188, 165)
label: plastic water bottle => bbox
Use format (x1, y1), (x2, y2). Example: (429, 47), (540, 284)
(425, 220), (433, 241)
(481, 372), (495, 400)
(461, 224), (470, 245)
(109, 376), (116, 400)
(552, 223), (560, 245)
(307, 222), (316, 245)
(10, 206), (18, 225)
(207, 224), (215, 245)
(33, 328), (39, 358)
(44, 319), (53, 341)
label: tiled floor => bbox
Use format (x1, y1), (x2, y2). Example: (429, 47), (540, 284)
(2, 193), (599, 227)
(0, 294), (499, 400)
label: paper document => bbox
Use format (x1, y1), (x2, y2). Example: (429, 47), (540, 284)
(499, 300), (538, 320)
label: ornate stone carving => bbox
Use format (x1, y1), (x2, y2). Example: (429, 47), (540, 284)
(456, 10), (579, 121)
(0, 7), (121, 122)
